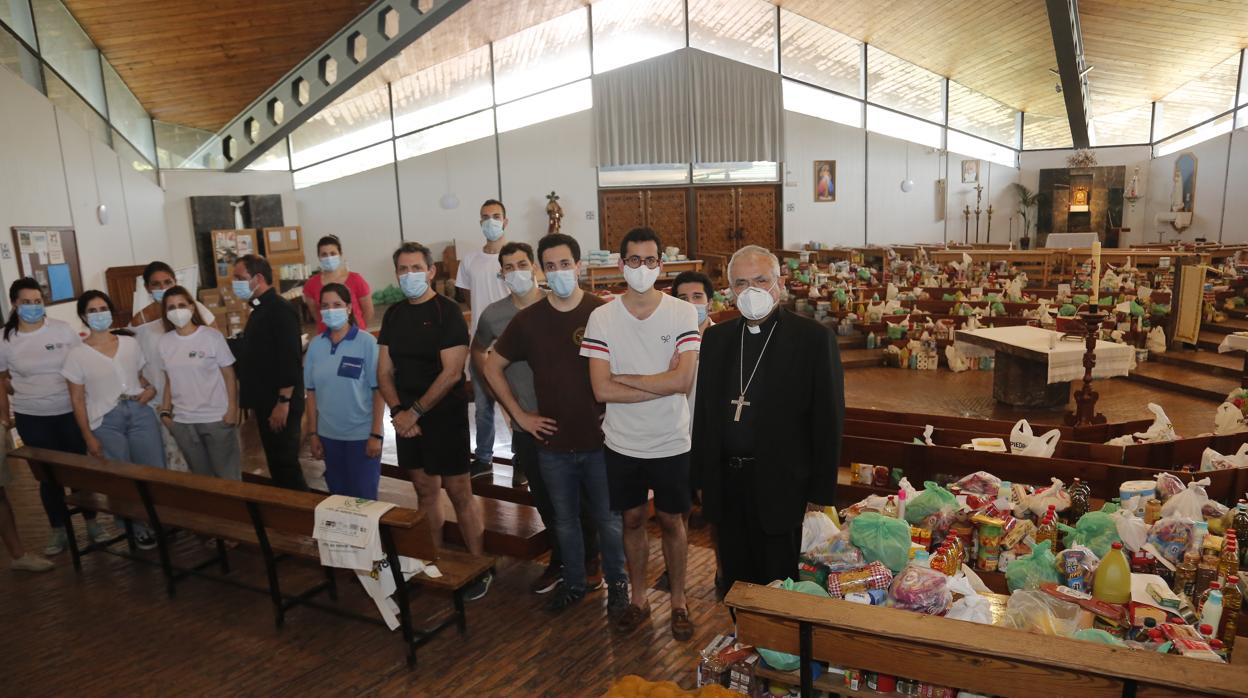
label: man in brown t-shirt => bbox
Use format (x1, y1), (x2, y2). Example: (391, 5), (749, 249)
(485, 233), (628, 618)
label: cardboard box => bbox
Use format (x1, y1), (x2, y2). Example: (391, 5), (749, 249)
(263, 226), (302, 254)
(199, 288), (223, 308)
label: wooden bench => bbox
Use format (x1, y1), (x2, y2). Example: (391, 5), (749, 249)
(11, 446), (494, 667)
(726, 582), (1245, 697)
(844, 406), (1152, 442)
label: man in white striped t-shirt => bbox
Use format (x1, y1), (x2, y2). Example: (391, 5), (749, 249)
(580, 227), (701, 641)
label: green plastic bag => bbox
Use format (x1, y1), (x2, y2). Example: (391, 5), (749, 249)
(834, 288), (848, 304)
(1059, 303), (1078, 317)
(858, 267), (872, 281)
(1006, 546), (1061, 591)
(757, 578), (829, 671)
(1100, 501), (1120, 515)
(1152, 303), (1171, 316)
(990, 301), (1006, 315)
(1129, 300), (1145, 317)
(942, 293), (958, 301)
(1073, 628), (1126, 647)
(904, 481), (957, 528)
(850, 512), (912, 573)
(1099, 295), (1114, 306)
(886, 324), (906, 340)
(1058, 510), (1121, 558)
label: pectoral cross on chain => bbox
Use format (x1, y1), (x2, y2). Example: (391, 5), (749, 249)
(731, 394), (750, 422)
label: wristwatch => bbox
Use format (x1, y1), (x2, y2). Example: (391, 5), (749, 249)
(369, 432), (384, 441)
(389, 403), (408, 418)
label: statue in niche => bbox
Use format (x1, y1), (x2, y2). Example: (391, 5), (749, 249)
(1170, 169), (1184, 212)
(545, 191), (563, 235)
(1174, 153), (1197, 213)
(229, 200), (247, 229)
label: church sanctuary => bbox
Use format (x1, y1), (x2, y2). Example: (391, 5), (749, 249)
(5, 0), (1248, 695)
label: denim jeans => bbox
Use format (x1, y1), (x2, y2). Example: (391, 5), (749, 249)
(319, 435), (381, 499)
(14, 411), (94, 527)
(469, 363), (495, 462)
(514, 431), (598, 568)
(96, 399), (168, 537)
(537, 447), (626, 591)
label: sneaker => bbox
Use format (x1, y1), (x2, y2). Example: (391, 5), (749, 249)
(86, 521), (113, 544)
(464, 572), (493, 601)
(607, 580), (630, 620)
(671, 606), (695, 641)
(43, 530), (67, 556)
(530, 565), (562, 594)
(135, 531), (158, 551)
(470, 458), (493, 480)
(10, 554), (54, 573)
(585, 558), (604, 591)
(613, 603), (651, 633)
(545, 582), (585, 613)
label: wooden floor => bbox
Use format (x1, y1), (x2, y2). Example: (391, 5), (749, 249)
(0, 364), (1230, 695)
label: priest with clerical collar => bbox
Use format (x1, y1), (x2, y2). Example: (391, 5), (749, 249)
(691, 245), (844, 591)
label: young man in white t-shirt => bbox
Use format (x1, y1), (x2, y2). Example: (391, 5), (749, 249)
(580, 227), (700, 641)
(455, 199), (511, 478)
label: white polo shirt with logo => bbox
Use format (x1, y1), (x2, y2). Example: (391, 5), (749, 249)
(580, 293), (701, 459)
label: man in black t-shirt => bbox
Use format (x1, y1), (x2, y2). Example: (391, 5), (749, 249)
(378, 242), (490, 600)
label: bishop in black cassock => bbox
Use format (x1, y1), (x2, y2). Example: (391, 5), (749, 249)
(691, 248), (844, 590)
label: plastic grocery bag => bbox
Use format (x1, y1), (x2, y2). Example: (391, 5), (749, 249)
(1202, 444), (1248, 471)
(1160, 477), (1211, 520)
(801, 511), (839, 553)
(1058, 510), (1121, 558)
(945, 573), (992, 624)
(1005, 546), (1061, 591)
(945, 344), (971, 372)
(1107, 403), (1178, 446)
(1147, 515), (1195, 565)
(1111, 509), (1149, 552)
(1153, 472), (1185, 501)
(805, 528), (865, 571)
(1146, 326), (1167, 354)
(904, 481), (958, 532)
(952, 471), (1002, 496)
(886, 564), (952, 615)
(1212, 402), (1248, 436)
(1026, 477), (1072, 516)
(757, 579), (828, 671)
(999, 589), (1081, 636)
(1073, 629), (1127, 646)
(849, 512), (912, 573)
(1009, 419), (1062, 457)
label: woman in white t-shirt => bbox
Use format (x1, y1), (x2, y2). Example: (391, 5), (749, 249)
(0, 278), (111, 556)
(129, 261), (218, 473)
(156, 286), (241, 480)
(63, 290), (165, 550)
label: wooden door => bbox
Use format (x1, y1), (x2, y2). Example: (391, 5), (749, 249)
(598, 190), (645, 254)
(694, 188), (738, 257)
(736, 186), (780, 250)
(645, 189), (689, 254)
(104, 264), (149, 328)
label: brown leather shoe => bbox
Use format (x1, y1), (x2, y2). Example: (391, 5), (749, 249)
(614, 603), (651, 633)
(671, 607), (694, 641)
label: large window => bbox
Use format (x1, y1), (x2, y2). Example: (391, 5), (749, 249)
(492, 8), (590, 104)
(947, 131), (1015, 168)
(779, 10), (861, 97)
(947, 81), (1018, 147)
(688, 0), (776, 72)
(1, 0), (37, 47)
(0, 22), (42, 91)
(43, 67), (109, 146)
(289, 79), (393, 170)
(293, 142), (393, 189)
(103, 59), (155, 162)
(598, 163), (691, 187)
(692, 161), (778, 184)
(1022, 111), (1073, 150)
(1154, 112), (1234, 158)
(496, 79), (591, 133)
(155, 121), (225, 170)
(31, 0), (104, 113)
(390, 47), (493, 137)
(1089, 103), (1152, 147)
(782, 79), (862, 128)
(867, 46), (943, 124)
(1153, 53), (1240, 141)
(591, 0), (685, 74)
(395, 110), (494, 162)
(866, 105), (942, 149)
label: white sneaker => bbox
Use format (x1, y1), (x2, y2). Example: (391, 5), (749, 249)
(43, 530), (67, 556)
(10, 554), (54, 573)
(86, 521), (113, 544)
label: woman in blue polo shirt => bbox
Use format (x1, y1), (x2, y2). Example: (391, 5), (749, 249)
(305, 282), (384, 499)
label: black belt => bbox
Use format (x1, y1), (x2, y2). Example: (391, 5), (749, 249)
(725, 456), (756, 469)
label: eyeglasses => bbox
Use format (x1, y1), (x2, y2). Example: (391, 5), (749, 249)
(623, 256), (660, 269)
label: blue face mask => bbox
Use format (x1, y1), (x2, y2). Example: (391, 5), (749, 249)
(17, 304), (45, 324)
(319, 254), (341, 272)
(694, 303), (709, 325)
(481, 218), (504, 242)
(86, 311), (113, 332)
(399, 271), (429, 299)
(546, 269), (578, 298)
(151, 288), (166, 303)
(232, 278), (254, 301)
(322, 307), (349, 330)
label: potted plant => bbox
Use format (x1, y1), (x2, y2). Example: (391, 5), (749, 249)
(1010, 183), (1041, 249)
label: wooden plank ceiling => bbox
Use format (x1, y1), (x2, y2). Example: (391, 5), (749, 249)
(62, 0), (375, 131)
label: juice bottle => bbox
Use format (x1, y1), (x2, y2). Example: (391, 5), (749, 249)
(1199, 581), (1222, 616)
(1174, 552), (1198, 598)
(1220, 575), (1240, 651)
(1035, 506), (1057, 554)
(1093, 542), (1132, 604)
(1201, 590), (1224, 640)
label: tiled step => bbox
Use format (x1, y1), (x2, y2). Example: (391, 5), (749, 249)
(840, 347), (885, 369)
(1127, 362), (1237, 402)
(1152, 349), (1244, 379)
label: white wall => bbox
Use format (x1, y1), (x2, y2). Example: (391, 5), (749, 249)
(1222, 129), (1248, 244)
(867, 132), (944, 245)
(0, 65), (167, 324)
(397, 135), (498, 271)
(944, 155), (1020, 246)
(298, 162), (404, 294)
(782, 112), (866, 247)
(1145, 134), (1231, 244)
(160, 169), (298, 270)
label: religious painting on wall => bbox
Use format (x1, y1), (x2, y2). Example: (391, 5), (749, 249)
(1072, 188), (1089, 206)
(814, 160), (835, 202)
(961, 159), (980, 184)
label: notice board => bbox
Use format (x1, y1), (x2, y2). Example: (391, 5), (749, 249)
(10, 226), (84, 305)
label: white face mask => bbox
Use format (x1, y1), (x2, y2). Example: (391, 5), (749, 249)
(168, 307), (194, 328)
(504, 269), (534, 296)
(622, 264), (660, 293)
(736, 285), (777, 321)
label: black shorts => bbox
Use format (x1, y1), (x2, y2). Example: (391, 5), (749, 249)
(395, 407), (470, 477)
(604, 446), (691, 515)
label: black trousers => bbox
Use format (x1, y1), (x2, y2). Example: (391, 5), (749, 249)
(716, 460), (801, 589)
(512, 430), (598, 568)
(256, 403), (307, 491)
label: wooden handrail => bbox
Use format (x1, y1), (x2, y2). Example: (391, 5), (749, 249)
(727, 582), (1246, 698)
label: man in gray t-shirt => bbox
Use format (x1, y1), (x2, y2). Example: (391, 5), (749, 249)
(470, 242), (600, 595)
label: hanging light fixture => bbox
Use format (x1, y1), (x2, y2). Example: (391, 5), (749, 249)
(900, 143), (915, 193)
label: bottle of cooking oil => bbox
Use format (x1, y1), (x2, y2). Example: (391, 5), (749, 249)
(1093, 542), (1132, 604)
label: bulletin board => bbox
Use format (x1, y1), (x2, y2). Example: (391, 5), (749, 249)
(10, 226), (84, 306)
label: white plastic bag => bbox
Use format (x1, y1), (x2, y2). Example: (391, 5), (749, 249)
(801, 511), (839, 554)
(1009, 419), (1062, 457)
(1027, 477), (1072, 516)
(945, 344), (971, 372)
(1201, 444), (1248, 471)
(946, 573), (992, 624)
(1160, 477), (1211, 520)
(1146, 326), (1167, 354)
(1106, 403), (1178, 445)
(1213, 402), (1248, 435)
(1112, 509), (1149, 552)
